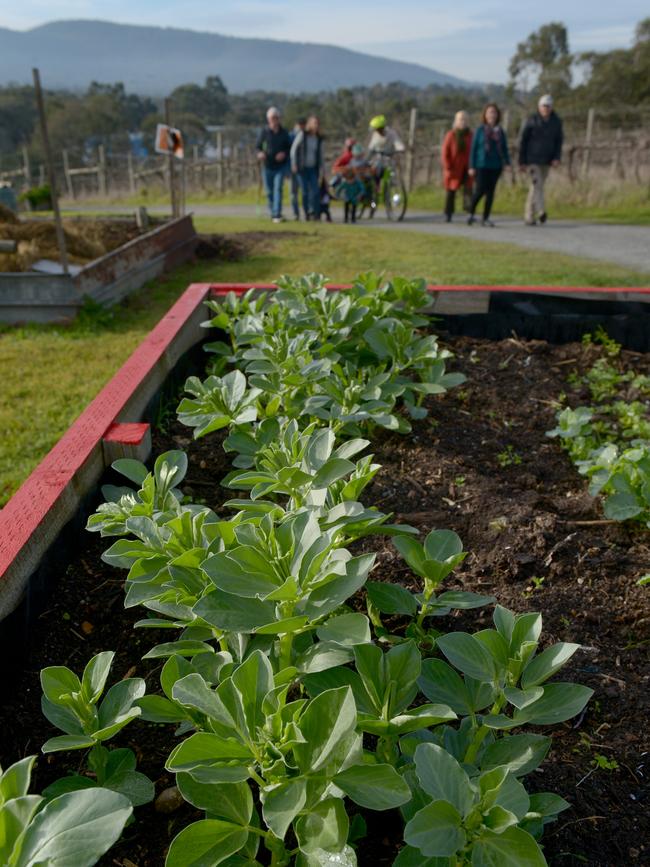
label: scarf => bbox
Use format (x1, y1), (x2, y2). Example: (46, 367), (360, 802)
(454, 128), (468, 152)
(483, 124), (504, 159)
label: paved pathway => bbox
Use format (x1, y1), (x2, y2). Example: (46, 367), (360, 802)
(65, 203), (650, 275)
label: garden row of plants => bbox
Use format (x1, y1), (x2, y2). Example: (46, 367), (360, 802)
(548, 328), (650, 583)
(3, 274), (593, 866)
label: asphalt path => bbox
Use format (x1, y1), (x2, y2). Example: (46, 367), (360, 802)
(65, 203), (650, 275)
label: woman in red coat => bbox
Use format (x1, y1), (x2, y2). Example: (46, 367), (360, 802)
(441, 111), (472, 222)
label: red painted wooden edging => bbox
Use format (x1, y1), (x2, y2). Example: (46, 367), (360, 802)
(209, 283), (650, 296)
(1, 278), (649, 620)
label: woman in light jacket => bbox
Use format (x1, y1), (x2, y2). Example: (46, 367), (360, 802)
(467, 103), (511, 227)
(441, 111), (472, 222)
(290, 115), (324, 220)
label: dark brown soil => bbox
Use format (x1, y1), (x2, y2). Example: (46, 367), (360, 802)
(1, 335), (649, 867)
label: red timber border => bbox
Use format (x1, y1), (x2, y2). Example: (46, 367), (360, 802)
(1, 280), (649, 620)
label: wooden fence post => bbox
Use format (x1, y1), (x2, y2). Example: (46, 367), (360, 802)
(581, 107), (595, 178)
(22, 145), (32, 187)
(164, 98), (179, 219)
(405, 107), (417, 192)
(62, 149), (74, 199)
(98, 145), (107, 197)
(217, 131), (224, 193)
(127, 151), (136, 194)
(611, 128), (624, 179)
(32, 68), (69, 274)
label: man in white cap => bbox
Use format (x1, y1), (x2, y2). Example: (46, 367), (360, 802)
(518, 94), (563, 226)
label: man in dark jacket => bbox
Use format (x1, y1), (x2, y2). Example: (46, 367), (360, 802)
(256, 107), (291, 222)
(518, 94), (563, 225)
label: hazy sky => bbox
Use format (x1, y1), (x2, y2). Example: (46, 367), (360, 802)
(4, 1), (647, 82)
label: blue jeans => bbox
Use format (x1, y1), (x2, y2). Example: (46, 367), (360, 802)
(263, 166), (285, 218)
(290, 172), (301, 217)
(298, 166), (320, 217)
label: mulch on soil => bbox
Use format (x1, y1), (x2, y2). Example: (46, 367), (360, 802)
(1, 334), (648, 867)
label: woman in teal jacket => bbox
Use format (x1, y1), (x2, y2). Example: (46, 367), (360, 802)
(467, 103), (511, 226)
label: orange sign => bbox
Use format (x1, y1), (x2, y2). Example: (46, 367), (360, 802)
(155, 124), (184, 159)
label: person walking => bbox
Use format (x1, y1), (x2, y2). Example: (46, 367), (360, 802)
(290, 115), (324, 220)
(519, 94), (563, 226)
(441, 111), (472, 223)
(255, 106), (291, 223)
(289, 117), (306, 220)
(467, 103), (511, 227)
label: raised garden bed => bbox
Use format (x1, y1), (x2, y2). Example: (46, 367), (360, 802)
(1, 281), (649, 866)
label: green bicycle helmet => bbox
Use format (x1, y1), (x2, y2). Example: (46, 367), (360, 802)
(369, 115), (386, 130)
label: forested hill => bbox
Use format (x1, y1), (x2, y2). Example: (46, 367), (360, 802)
(0, 20), (469, 94)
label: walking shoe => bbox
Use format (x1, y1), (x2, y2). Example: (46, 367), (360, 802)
(445, 214), (452, 223)
(272, 216), (284, 223)
(482, 219), (495, 227)
(467, 215), (476, 225)
(525, 219), (537, 226)
(539, 212), (548, 224)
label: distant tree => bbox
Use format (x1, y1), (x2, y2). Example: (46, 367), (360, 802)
(170, 76), (230, 125)
(508, 22), (573, 100)
(577, 17), (650, 108)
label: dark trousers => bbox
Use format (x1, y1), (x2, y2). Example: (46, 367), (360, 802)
(444, 176), (471, 218)
(344, 202), (357, 223)
(469, 168), (502, 220)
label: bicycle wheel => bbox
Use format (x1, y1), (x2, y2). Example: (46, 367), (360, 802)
(384, 172), (408, 221)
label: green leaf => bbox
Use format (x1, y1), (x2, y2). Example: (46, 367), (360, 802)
(81, 651), (114, 705)
(295, 845), (358, 867)
(603, 491), (642, 521)
(366, 582), (418, 616)
(295, 797), (349, 855)
(143, 641), (215, 659)
(41, 735), (97, 754)
(95, 678), (145, 738)
(165, 819), (248, 867)
(256, 616), (309, 635)
(0, 756), (35, 800)
(40, 667), (81, 706)
(316, 614), (371, 647)
(515, 683), (593, 726)
(432, 591), (495, 612)
(297, 643), (355, 675)
(166, 732), (253, 772)
(231, 651), (274, 736)
(262, 778), (307, 839)
(521, 643), (580, 689)
(413, 744), (474, 817)
(105, 770), (154, 807)
(481, 735), (551, 777)
(194, 591), (275, 632)
(418, 659), (473, 716)
(404, 801), (466, 858)
(470, 826), (547, 866)
(177, 775), (253, 826)
(423, 530), (463, 562)
(293, 687), (358, 774)
(334, 763), (411, 810)
(436, 633), (498, 684)
(393, 845), (453, 866)
(112, 458), (148, 486)
(136, 695), (188, 723)
(13, 788), (132, 867)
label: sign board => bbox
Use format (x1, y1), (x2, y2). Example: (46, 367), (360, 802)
(155, 124), (184, 159)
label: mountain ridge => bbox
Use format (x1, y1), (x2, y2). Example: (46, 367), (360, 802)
(0, 19), (471, 94)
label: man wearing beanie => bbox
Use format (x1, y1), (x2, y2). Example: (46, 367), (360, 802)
(518, 94), (563, 226)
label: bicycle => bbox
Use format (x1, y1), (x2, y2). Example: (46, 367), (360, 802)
(358, 154), (408, 222)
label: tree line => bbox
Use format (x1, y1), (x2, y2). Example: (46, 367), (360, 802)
(0, 17), (648, 165)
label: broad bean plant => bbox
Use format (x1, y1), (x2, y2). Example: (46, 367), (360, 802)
(32, 274), (591, 866)
(548, 335), (650, 527)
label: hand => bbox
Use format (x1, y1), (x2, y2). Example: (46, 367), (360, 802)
(256, 152), (265, 161)
(291, 166), (298, 174)
(551, 160), (560, 168)
(275, 151), (286, 162)
(468, 168), (475, 177)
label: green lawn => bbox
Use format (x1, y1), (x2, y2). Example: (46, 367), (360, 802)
(1, 215), (649, 506)
(74, 177), (650, 225)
